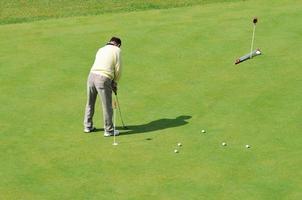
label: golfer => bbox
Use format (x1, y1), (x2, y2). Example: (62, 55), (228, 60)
(83, 37), (122, 136)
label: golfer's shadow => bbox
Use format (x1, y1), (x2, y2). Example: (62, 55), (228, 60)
(119, 115), (192, 135)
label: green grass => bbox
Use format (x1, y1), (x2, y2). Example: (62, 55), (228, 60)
(0, 0), (302, 199)
(0, 0), (242, 25)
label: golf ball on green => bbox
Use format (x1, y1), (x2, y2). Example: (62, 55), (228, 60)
(177, 143), (182, 147)
(201, 130), (206, 133)
(222, 142), (227, 146)
(245, 144), (250, 148)
(174, 149), (179, 153)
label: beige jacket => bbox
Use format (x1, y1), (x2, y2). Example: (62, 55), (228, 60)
(90, 44), (122, 82)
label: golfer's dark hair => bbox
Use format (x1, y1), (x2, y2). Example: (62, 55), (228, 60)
(109, 37), (122, 47)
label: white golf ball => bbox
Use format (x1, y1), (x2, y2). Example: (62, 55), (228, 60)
(177, 143), (182, 147)
(201, 129), (206, 133)
(245, 144), (250, 148)
(222, 142), (227, 146)
(174, 149), (179, 153)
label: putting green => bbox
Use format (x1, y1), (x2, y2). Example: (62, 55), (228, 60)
(0, 0), (301, 199)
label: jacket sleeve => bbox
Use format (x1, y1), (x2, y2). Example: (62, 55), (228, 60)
(114, 49), (122, 82)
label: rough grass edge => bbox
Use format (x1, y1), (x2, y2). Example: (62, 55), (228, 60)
(0, 0), (245, 25)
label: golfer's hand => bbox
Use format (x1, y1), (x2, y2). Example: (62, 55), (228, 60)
(112, 81), (118, 95)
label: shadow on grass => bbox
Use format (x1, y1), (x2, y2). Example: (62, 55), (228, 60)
(118, 115), (192, 136)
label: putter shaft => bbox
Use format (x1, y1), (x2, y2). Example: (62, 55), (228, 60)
(114, 94), (127, 129)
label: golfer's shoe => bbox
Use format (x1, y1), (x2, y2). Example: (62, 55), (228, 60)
(84, 127), (96, 133)
(104, 130), (120, 137)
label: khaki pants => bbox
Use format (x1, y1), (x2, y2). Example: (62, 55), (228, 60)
(84, 73), (113, 133)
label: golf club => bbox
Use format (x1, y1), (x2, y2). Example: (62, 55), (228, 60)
(114, 94), (128, 129)
(112, 101), (118, 146)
